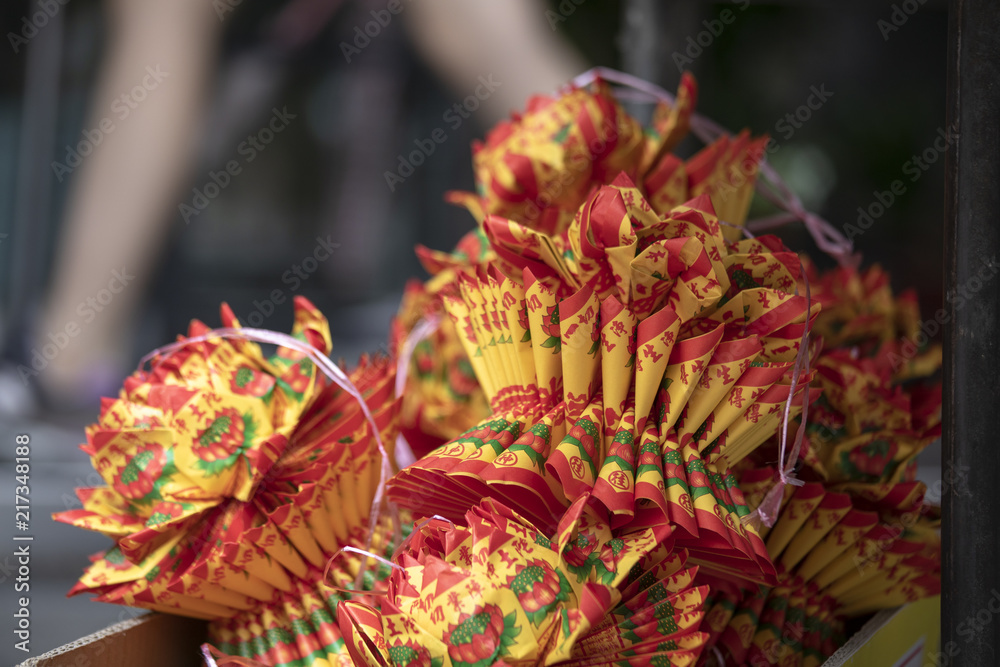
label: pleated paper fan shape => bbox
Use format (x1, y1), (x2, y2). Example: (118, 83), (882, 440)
(205, 515), (405, 667)
(753, 261), (943, 486)
(393, 71), (770, 461)
(802, 348), (941, 485)
(695, 467), (940, 666)
(338, 495), (709, 667)
(461, 73), (765, 242)
(744, 468), (940, 616)
(392, 277), (492, 458)
(55, 298), (410, 667)
(389, 182), (819, 587)
(699, 576), (844, 667)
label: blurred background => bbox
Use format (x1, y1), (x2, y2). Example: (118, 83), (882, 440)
(0, 0), (946, 661)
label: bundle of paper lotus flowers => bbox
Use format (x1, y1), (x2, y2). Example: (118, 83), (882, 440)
(392, 71), (772, 460)
(699, 575), (844, 667)
(55, 298), (410, 666)
(696, 469), (939, 666)
(693, 262), (943, 666)
(793, 261), (942, 483)
(52, 66), (947, 667)
(389, 175), (819, 588)
(338, 495), (709, 666)
(459, 72), (764, 241)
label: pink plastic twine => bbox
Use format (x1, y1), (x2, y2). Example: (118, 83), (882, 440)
(744, 266), (813, 528)
(718, 218), (755, 239)
(568, 66), (857, 268)
(392, 314), (442, 468)
(139, 326), (394, 581)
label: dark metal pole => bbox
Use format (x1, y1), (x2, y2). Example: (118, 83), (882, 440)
(942, 0), (1000, 663)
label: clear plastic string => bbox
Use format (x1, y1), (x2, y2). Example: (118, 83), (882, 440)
(392, 314), (442, 468)
(321, 544), (406, 597)
(321, 516), (454, 598)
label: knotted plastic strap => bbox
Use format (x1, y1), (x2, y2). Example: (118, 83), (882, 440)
(744, 265), (813, 528)
(568, 66), (857, 268)
(139, 326), (394, 574)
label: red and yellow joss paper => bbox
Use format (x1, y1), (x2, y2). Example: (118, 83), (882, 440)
(339, 496), (708, 666)
(55, 298), (408, 666)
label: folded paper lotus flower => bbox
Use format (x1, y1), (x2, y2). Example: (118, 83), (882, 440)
(696, 261), (943, 665)
(337, 495), (708, 667)
(764, 261), (943, 484)
(693, 467), (939, 666)
(805, 260), (941, 372)
(55, 297), (410, 666)
(389, 181), (820, 587)
(459, 73), (766, 241)
(393, 71), (770, 464)
(802, 349), (941, 485)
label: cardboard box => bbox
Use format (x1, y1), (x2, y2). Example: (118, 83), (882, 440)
(19, 597), (940, 667)
(16, 614), (207, 667)
(823, 595), (941, 667)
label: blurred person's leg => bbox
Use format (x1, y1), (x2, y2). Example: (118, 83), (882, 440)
(406, 0), (588, 124)
(38, 0), (222, 406)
